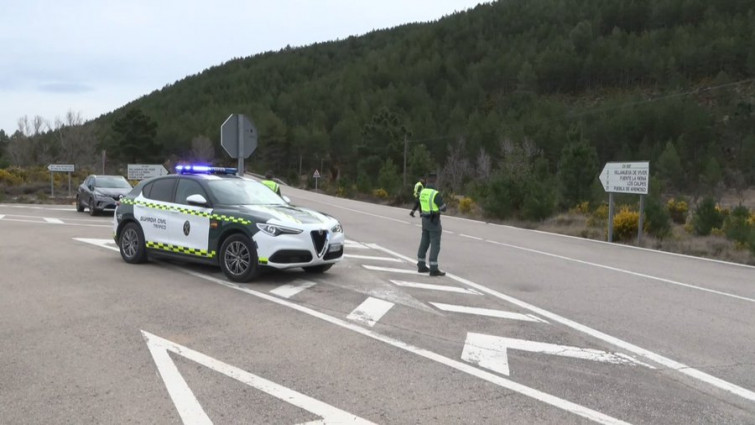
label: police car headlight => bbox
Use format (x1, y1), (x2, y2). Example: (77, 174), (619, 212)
(331, 223), (343, 233)
(256, 223), (303, 236)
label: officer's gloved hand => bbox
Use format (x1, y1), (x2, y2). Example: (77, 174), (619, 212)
(409, 210), (415, 217)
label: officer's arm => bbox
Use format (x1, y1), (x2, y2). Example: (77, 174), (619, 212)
(435, 193), (447, 212)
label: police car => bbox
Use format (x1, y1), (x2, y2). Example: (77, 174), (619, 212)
(113, 165), (344, 282)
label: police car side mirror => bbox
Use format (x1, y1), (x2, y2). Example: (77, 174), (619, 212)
(186, 194), (209, 207)
(282, 195), (291, 203)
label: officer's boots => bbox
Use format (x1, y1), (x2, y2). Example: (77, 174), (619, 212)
(417, 262), (430, 273)
(429, 269), (446, 277)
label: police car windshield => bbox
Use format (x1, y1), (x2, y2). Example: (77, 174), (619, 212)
(207, 179), (287, 206)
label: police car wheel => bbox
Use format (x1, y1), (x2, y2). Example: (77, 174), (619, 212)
(219, 234), (259, 282)
(119, 222), (147, 264)
(303, 264), (333, 274)
(75, 195), (84, 212)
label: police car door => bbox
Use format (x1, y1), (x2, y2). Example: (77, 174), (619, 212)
(135, 177), (176, 249)
(169, 178), (212, 258)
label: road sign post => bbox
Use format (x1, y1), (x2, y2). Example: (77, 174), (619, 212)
(221, 114), (258, 176)
(313, 169), (321, 191)
(47, 164), (75, 197)
(598, 161), (650, 243)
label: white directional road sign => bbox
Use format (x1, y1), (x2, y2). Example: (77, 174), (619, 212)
(599, 161), (649, 194)
(47, 164), (74, 172)
(127, 164), (169, 180)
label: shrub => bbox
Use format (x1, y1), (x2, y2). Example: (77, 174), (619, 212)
(587, 203), (608, 227)
(0, 169), (23, 185)
(613, 207), (639, 241)
(521, 181), (556, 221)
(723, 205), (752, 244)
(667, 198), (688, 224)
(569, 201), (590, 215)
(643, 197), (671, 239)
(692, 197), (724, 236)
(372, 188), (388, 199)
(459, 197), (475, 214)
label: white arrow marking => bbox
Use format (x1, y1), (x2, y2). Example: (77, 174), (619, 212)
(344, 253), (403, 262)
(43, 217), (64, 224)
(142, 331), (376, 425)
(347, 297), (395, 327)
(462, 333), (654, 376)
(73, 237), (119, 252)
(0, 215), (5, 220)
(390, 280), (482, 295)
(344, 239), (369, 249)
(270, 280), (317, 299)
(431, 303), (546, 323)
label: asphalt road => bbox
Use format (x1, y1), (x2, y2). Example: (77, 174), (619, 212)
(1, 187), (753, 424)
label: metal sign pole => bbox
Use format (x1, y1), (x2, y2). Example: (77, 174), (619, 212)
(607, 192), (614, 242)
(237, 115), (244, 176)
(637, 194), (645, 245)
(68, 172), (71, 197)
(50, 172), (54, 198)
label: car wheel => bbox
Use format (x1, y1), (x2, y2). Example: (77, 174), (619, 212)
(219, 234), (258, 283)
(119, 222), (147, 264)
(88, 198), (98, 216)
(76, 195), (84, 212)
(303, 264), (333, 274)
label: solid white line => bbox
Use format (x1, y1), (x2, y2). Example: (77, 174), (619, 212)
(367, 243), (755, 403)
(270, 280), (317, 299)
(179, 268), (630, 425)
(347, 297), (395, 327)
(43, 217), (64, 224)
(390, 279), (482, 295)
(362, 265), (419, 275)
(142, 332), (213, 425)
(345, 254), (403, 262)
(2, 218), (110, 227)
(430, 302), (545, 323)
(0, 215), (4, 220)
(142, 331), (375, 424)
(344, 239), (370, 249)
(483, 239), (755, 304)
(460, 233), (483, 241)
(73, 238), (120, 252)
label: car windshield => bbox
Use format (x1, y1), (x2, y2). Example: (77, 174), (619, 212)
(207, 178), (287, 206)
(95, 176), (132, 188)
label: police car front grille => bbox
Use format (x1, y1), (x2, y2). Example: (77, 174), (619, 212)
(270, 250), (313, 264)
(310, 230), (328, 256)
(323, 246), (343, 260)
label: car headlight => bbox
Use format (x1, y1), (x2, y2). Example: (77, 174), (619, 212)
(256, 222), (303, 236)
(331, 223), (343, 233)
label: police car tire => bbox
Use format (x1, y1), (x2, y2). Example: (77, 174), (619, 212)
(76, 195), (84, 212)
(119, 222), (147, 264)
(219, 234), (259, 283)
(303, 264), (333, 273)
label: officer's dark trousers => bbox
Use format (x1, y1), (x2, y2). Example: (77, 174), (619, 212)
(417, 216), (442, 271)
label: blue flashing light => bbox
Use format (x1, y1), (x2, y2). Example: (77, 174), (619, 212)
(175, 164), (238, 175)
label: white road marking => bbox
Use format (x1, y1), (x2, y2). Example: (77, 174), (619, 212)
(390, 279), (482, 295)
(368, 243), (755, 403)
(178, 268), (630, 425)
(270, 280), (317, 299)
(347, 297), (395, 327)
(43, 217), (64, 224)
(344, 239), (370, 249)
(430, 303), (546, 323)
(462, 333), (654, 376)
(484, 239), (755, 304)
(73, 238), (119, 252)
(361, 265), (419, 274)
(459, 233), (483, 240)
(0, 215), (4, 220)
(344, 254), (403, 262)
(142, 331), (376, 425)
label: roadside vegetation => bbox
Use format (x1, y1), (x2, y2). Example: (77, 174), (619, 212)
(1, 0), (754, 264)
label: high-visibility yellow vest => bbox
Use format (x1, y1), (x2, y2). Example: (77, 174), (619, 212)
(413, 181), (424, 198)
(262, 180), (279, 193)
(419, 188), (439, 213)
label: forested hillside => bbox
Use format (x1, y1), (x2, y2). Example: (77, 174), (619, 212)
(4, 0), (755, 221)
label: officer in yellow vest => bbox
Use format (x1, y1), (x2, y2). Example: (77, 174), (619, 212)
(416, 173), (447, 276)
(409, 176), (426, 217)
(261, 171), (282, 197)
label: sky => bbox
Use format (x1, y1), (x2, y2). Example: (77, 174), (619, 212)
(0, 0), (486, 136)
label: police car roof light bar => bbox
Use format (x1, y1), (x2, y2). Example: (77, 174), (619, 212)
(175, 164), (238, 175)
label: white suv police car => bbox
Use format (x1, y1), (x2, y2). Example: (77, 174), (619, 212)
(113, 165), (344, 282)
